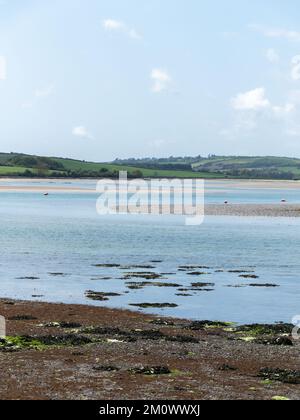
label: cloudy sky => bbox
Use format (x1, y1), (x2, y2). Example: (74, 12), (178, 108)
(1, 0), (300, 161)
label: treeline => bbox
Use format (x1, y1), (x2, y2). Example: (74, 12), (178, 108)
(222, 169), (297, 180)
(22, 169), (144, 179)
(7, 155), (65, 171)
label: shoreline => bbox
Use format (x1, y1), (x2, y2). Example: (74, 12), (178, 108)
(0, 298), (299, 400)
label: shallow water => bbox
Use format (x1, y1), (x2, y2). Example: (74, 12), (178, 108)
(0, 180), (300, 324)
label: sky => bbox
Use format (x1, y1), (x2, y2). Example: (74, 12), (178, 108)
(1, 0), (300, 161)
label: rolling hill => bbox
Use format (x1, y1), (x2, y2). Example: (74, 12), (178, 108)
(0, 153), (300, 179)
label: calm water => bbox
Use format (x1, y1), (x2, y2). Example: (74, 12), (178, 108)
(0, 179), (300, 324)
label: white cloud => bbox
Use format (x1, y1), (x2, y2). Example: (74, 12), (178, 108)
(231, 88), (270, 111)
(35, 84), (55, 98)
(226, 87), (297, 137)
(266, 48), (279, 64)
(249, 24), (300, 42)
(272, 103), (295, 117)
(0, 56), (7, 80)
(72, 126), (94, 140)
(103, 19), (125, 31)
(151, 69), (171, 93)
(102, 19), (141, 39)
(291, 55), (300, 81)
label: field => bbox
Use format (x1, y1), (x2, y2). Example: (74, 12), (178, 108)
(0, 153), (300, 179)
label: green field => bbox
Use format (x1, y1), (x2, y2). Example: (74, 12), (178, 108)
(0, 152), (300, 179)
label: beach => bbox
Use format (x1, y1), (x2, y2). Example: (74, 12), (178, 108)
(0, 178), (299, 400)
(0, 299), (299, 400)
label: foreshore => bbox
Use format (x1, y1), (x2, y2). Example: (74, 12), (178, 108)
(1, 178), (300, 218)
(205, 204), (300, 217)
(0, 299), (299, 400)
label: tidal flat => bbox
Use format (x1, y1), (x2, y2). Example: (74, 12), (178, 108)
(0, 299), (299, 400)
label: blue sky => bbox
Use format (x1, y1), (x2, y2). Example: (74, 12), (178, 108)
(1, 0), (300, 161)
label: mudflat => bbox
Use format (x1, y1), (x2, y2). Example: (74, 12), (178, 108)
(0, 299), (299, 400)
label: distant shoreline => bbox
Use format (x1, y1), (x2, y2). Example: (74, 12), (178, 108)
(1, 178), (300, 217)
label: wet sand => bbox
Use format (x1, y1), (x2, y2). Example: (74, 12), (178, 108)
(205, 204), (300, 217)
(1, 178), (300, 217)
(0, 299), (299, 400)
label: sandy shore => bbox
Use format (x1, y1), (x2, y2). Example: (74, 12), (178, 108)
(0, 299), (299, 400)
(0, 178), (300, 217)
(205, 204), (300, 217)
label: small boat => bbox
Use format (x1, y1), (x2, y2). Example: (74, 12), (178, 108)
(224, 201), (229, 205)
(281, 199), (287, 203)
(44, 193), (49, 196)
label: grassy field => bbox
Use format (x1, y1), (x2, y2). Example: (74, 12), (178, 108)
(53, 158), (222, 178)
(0, 153), (300, 179)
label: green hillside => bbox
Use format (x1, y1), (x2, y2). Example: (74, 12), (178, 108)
(0, 153), (219, 179)
(192, 156), (300, 179)
(0, 153), (300, 179)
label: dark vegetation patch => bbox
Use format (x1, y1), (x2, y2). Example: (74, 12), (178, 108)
(248, 283), (279, 288)
(178, 266), (210, 270)
(186, 321), (232, 331)
(236, 323), (294, 336)
(228, 270), (255, 274)
(93, 264), (121, 268)
(125, 281), (182, 289)
(37, 334), (93, 347)
(129, 303), (178, 309)
(41, 322), (82, 329)
(128, 366), (171, 376)
(8, 315), (37, 321)
(166, 335), (199, 344)
(0, 334), (92, 351)
(255, 336), (293, 346)
(93, 365), (120, 372)
(85, 291), (122, 301)
(120, 265), (156, 270)
(48, 273), (65, 277)
(190, 282), (215, 288)
(258, 368), (300, 385)
(218, 364), (238, 372)
(149, 319), (175, 326)
(187, 272), (211, 276)
(79, 326), (197, 344)
(122, 273), (163, 280)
